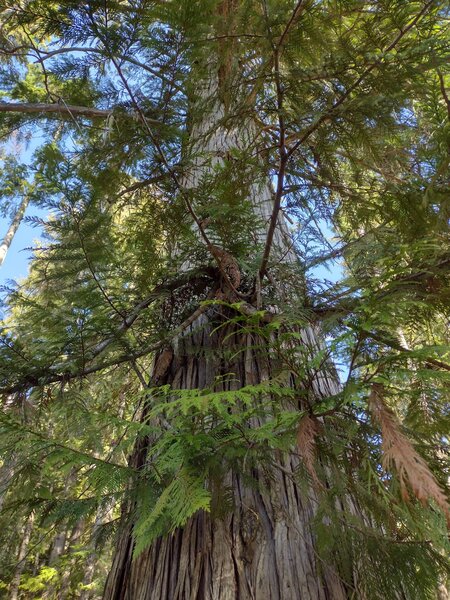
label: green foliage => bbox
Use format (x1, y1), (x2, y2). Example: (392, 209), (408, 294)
(19, 567), (58, 594)
(0, 0), (448, 597)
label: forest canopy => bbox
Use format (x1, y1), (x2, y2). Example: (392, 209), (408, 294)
(0, 1), (448, 599)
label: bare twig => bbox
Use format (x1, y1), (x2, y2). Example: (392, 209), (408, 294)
(437, 69), (450, 120)
(276, 1), (306, 50)
(259, 46), (287, 279)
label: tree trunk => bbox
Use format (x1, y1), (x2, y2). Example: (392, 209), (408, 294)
(103, 314), (351, 600)
(0, 194), (30, 268)
(59, 519), (86, 599)
(79, 499), (115, 600)
(104, 47), (353, 598)
(48, 529), (68, 566)
(0, 453), (16, 512)
(9, 511), (34, 600)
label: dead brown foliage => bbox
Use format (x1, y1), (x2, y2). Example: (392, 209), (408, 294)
(297, 413), (324, 489)
(369, 382), (449, 525)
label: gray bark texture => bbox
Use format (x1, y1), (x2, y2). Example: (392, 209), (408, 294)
(103, 317), (350, 600)
(104, 57), (353, 599)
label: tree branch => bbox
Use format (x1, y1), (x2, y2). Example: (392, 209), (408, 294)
(356, 327), (450, 373)
(85, 267), (215, 360)
(0, 268), (215, 395)
(276, 0), (306, 50)
(0, 283), (276, 396)
(259, 47), (288, 279)
(286, 0), (435, 157)
(0, 101), (162, 126)
(437, 69), (450, 121)
(92, 23), (246, 299)
(0, 101), (112, 119)
(34, 46), (184, 93)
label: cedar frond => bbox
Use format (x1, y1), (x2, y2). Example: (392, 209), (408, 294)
(369, 383), (450, 524)
(297, 413), (324, 489)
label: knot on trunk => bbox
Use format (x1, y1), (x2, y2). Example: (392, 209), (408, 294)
(210, 245), (241, 298)
(153, 347), (174, 384)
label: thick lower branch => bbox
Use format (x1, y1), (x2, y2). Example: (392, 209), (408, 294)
(0, 102), (162, 125)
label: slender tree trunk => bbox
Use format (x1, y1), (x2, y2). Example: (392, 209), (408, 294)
(79, 396), (127, 599)
(0, 195), (30, 267)
(47, 470), (77, 567)
(9, 511), (34, 600)
(79, 498), (115, 600)
(0, 453), (16, 512)
(59, 520), (86, 599)
(48, 529), (68, 566)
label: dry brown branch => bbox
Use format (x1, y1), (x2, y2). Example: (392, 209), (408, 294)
(0, 101), (162, 125)
(369, 383), (450, 524)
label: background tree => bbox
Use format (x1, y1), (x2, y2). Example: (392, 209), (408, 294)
(0, 1), (448, 599)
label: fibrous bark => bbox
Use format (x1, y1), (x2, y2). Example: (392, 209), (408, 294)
(104, 50), (352, 600)
(104, 316), (349, 600)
